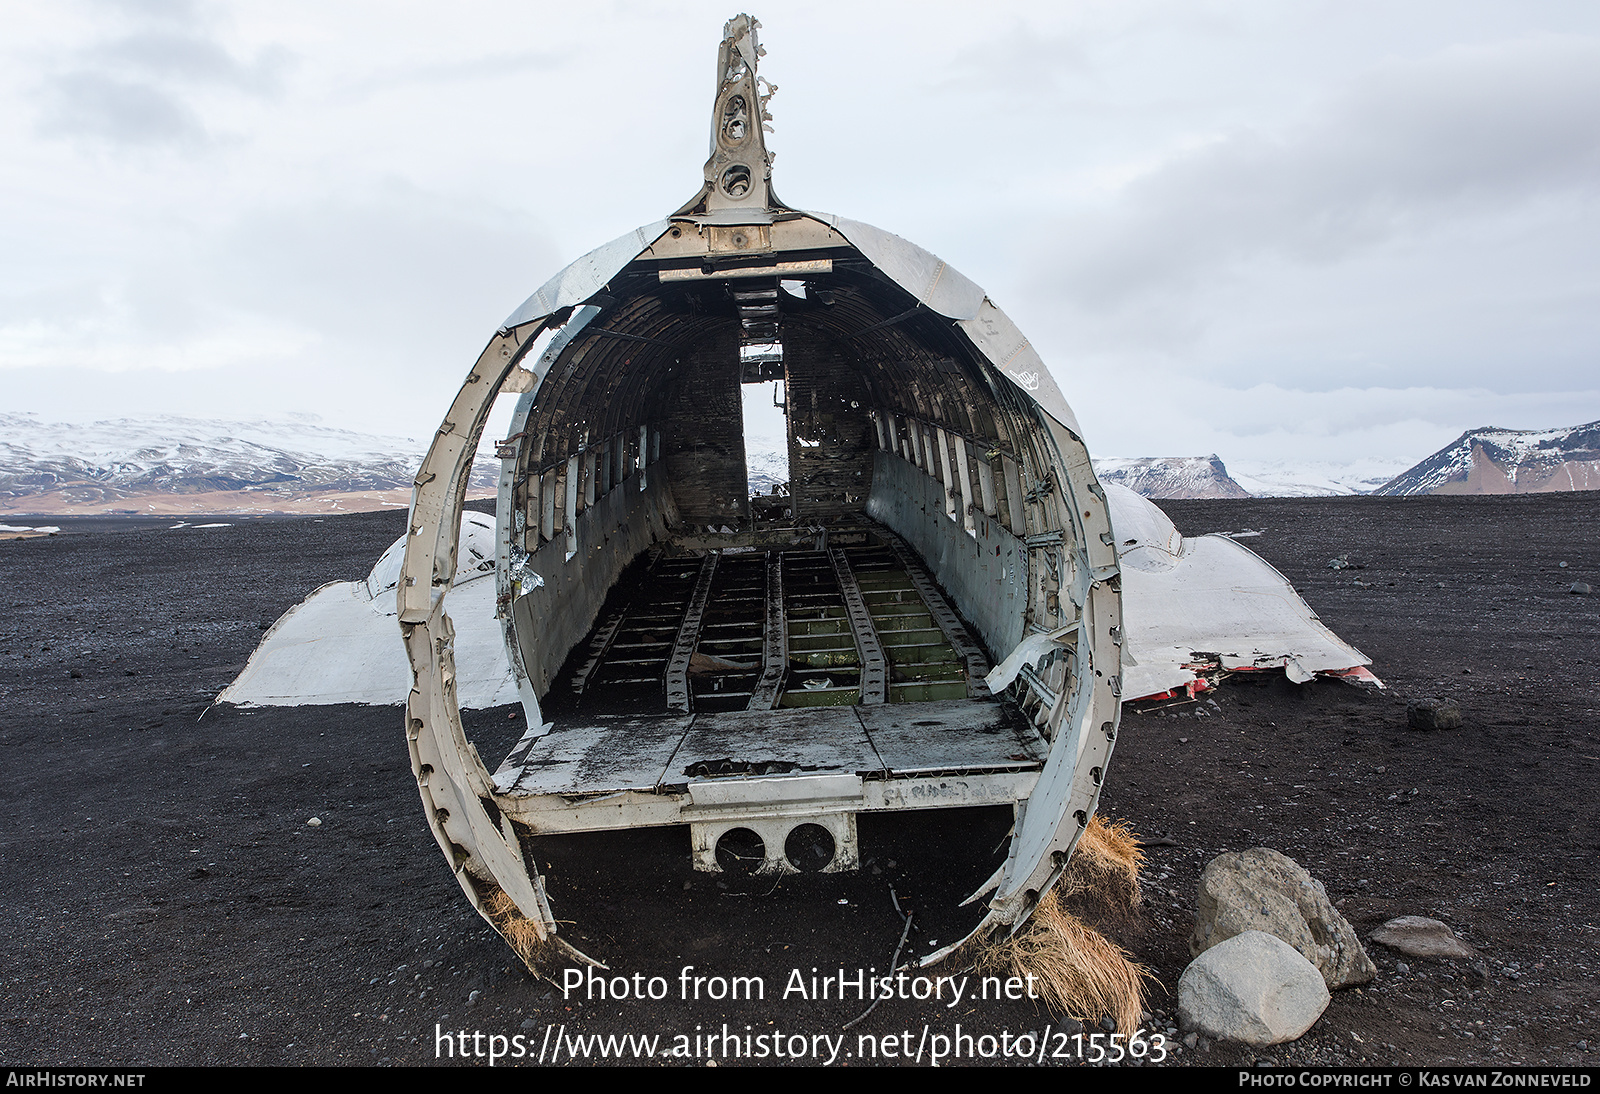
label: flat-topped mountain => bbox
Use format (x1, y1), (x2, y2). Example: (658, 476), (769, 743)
(1093, 454), (1251, 499)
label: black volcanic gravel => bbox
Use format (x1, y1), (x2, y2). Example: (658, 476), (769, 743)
(0, 493), (1596, 1068)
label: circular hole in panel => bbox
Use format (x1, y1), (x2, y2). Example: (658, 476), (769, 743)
(715, 827), (765, 875)
(721, 95), (748, 144)
(784, 823), (836, 873)
(721, 164), (752, 199)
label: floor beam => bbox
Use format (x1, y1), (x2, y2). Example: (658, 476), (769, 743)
(665, 551), (721, 713)
(828, 547), (888, 704)
(747, 550), (789, 710)
(883, 534), (994, 697)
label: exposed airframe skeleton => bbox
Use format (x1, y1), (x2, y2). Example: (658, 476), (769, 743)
(318, 15), (1371, 971)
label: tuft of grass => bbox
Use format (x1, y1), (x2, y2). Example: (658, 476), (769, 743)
(976, 815), (1155, 1034)
(986, 885), (1155, 1036)
(1065, 815), (1145, 911)
(484, 888), (554, 975)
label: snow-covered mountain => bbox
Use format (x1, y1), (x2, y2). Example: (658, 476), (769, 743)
(1374, 421), (1600, 496)
(1225, 458), (1409, 498)
(746, 448), (789, 497)
(1093, 455), (1250, 499)
(0, 413), (498, 515)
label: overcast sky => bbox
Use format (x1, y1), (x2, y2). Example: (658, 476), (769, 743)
(3, 0), (1597, 479)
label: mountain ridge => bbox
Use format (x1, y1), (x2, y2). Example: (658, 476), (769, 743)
(0, 413), (498, 516)
(1374, 421), (1600, 496)
(1093, 454), (1251, 499)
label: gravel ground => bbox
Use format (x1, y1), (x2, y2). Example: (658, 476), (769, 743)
(1, 493), (1596, 1068)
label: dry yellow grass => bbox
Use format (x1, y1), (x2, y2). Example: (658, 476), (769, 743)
(977, 816), (1155, 1034)
(1065, 814), (1145, 909)
(484, 888), (554, 975)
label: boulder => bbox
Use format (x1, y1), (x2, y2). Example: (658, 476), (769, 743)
(1191, 848), (1376, 988)
(1369, 916), (1477, 960)
(1407, 697), (1462, 730)
(1178, 931), (1330, 1046)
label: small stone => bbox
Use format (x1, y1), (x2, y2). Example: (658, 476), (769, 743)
(306, 817), (322, 827)
(1406, 698), (1462, 731)
(468, 990), (481, 1004)
(1369, 916), (1477, 960)
(1570, 582), (1591, 595)
(1396, 962), (1410, 974)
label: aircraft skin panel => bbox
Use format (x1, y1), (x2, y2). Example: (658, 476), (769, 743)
(501, 222), (672, 332)
(1106, 483), (1371, 700)
(220, 570), (515, 709)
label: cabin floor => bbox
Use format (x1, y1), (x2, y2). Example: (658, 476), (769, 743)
(492, 525), (1045, 829)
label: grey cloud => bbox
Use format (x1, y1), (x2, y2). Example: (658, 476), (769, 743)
(205, 187), (562, 366)
(1044, 34), (1600, 307)
(939, 22), (1091, 96)
(94, 31), (292, 94)
(88, 0), (201, 25)
(34, 4), (293, 148)
(40, 71), (208, 147)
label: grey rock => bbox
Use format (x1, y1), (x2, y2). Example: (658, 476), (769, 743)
(1179, 931), (1331, 1046)
(1191, 848), (1376, 989)
(1369, 916), (1478, 960)
(1571, 582), (1591, 595)
(1406, 697), (1462, 731)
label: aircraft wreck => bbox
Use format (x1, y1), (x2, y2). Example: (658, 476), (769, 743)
(396, 14), (1125, 965)
(226, 15), (1370, 969)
